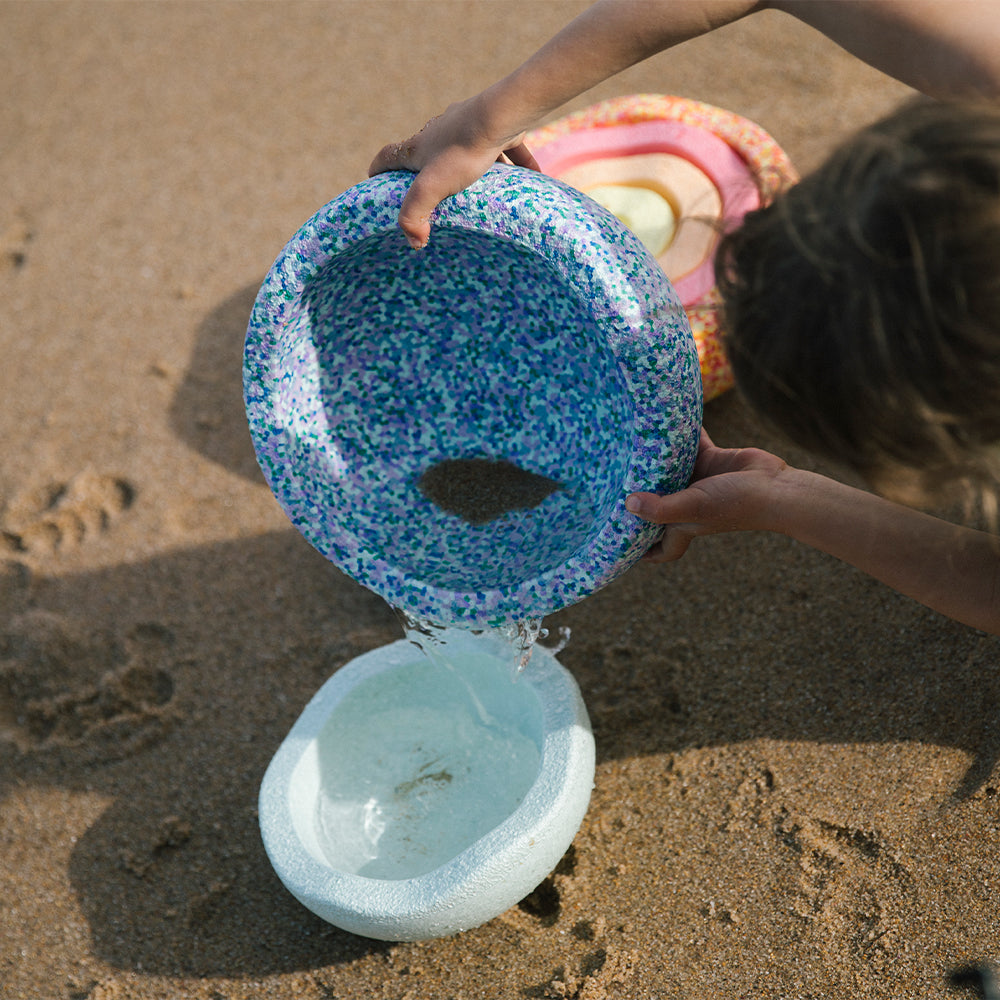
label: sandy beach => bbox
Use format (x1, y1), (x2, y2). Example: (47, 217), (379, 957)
(2, 2), (999, 997)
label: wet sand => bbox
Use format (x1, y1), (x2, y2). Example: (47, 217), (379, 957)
(1, 3), (998, 998)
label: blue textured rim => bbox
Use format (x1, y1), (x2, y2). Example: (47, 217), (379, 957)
(244, 165), (702, 626)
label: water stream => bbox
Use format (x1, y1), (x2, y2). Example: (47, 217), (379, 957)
(393, 606), (570, 678)
(313, 611), (565, 878)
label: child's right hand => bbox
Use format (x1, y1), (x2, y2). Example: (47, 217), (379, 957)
(627, 426), (1000, 636)
(368, 95), (539, 249)
(625, 429), (790, 562)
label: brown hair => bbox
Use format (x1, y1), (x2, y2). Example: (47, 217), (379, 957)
(717, 99), (1000, 511)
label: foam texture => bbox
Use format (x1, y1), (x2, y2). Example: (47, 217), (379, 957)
(244, 165), (701, 626)
(258, 630), (595, 941)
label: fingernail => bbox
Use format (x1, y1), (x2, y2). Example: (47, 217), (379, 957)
(625, 495), (640, 514)
(407, 236), (427, 250)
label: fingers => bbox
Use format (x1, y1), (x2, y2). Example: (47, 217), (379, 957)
(368, 141), (442, 249)
(397, 164), (468, 249)
(627, 489), (707, 563)
(625, 490), (703, 525)
(502, 141), (540, 173)
(397, 178), (434, 250)
(625, 492), (656, 519)
(692, 427), (715, 473)
(371, 125), (539, 249)
(368, 139), (417, 178)
(642, 524), (699, 562)
(369, 136), (443, 248)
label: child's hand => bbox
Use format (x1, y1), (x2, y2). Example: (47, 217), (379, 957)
(628, 427), (1000, 634)
(369, 95), (539, 249)
(625, 428), (789, 562)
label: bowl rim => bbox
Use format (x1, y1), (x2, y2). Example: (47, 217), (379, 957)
(257, 631), (595, 940)
(243, 164), (702, 626)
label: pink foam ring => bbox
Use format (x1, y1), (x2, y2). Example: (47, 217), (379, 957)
(533, 120), (760, 305)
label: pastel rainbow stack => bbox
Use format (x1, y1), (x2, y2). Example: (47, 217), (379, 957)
(527, 95), (796, 401)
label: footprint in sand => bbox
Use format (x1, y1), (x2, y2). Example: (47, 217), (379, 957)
(0, 611), (176, 760)
(539, 946), (639, 1000)
(772, 808), (914, 966)
(1, 470), (136, 556)
(723, 765), (914, 969)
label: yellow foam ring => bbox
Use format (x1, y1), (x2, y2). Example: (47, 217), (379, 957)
(585, 184), (677, 257)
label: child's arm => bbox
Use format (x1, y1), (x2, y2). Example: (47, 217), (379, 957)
(369, 0), (1000, 248)
(369, 0), (759, 247)
(626, 430), (1000, 636)
(777, 0), (1000, 101)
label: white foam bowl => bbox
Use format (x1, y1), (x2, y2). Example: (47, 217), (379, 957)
(258, 629), (595, 941)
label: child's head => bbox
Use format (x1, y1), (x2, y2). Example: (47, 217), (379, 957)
(718, 99), (1000, 510)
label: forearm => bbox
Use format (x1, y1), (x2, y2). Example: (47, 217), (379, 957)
(471, 0), (761, 141)
(374, 0), (1000, 245)
(478, 0), (1000, 143)
(765, 467), (1000, 633)
(769, 0), (1000, 99)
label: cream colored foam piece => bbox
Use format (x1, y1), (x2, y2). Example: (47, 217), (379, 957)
(559, 153), (723, 281)
(585, 183), (676, 256)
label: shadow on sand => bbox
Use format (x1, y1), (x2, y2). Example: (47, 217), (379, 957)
(2, 283), (998, 978)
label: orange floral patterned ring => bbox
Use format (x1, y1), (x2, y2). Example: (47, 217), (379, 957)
(527, 95), (797, 401)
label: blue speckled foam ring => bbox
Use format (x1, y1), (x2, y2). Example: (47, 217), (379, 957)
(243, 164), (703, 627)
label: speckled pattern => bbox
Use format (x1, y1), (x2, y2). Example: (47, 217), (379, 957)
(244, 165), (702, 626)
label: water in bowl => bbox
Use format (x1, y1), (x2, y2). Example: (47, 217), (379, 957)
(312, 638), (544, 879)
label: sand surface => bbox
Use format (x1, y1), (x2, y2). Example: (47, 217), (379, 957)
(2, 3), (998, 998)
